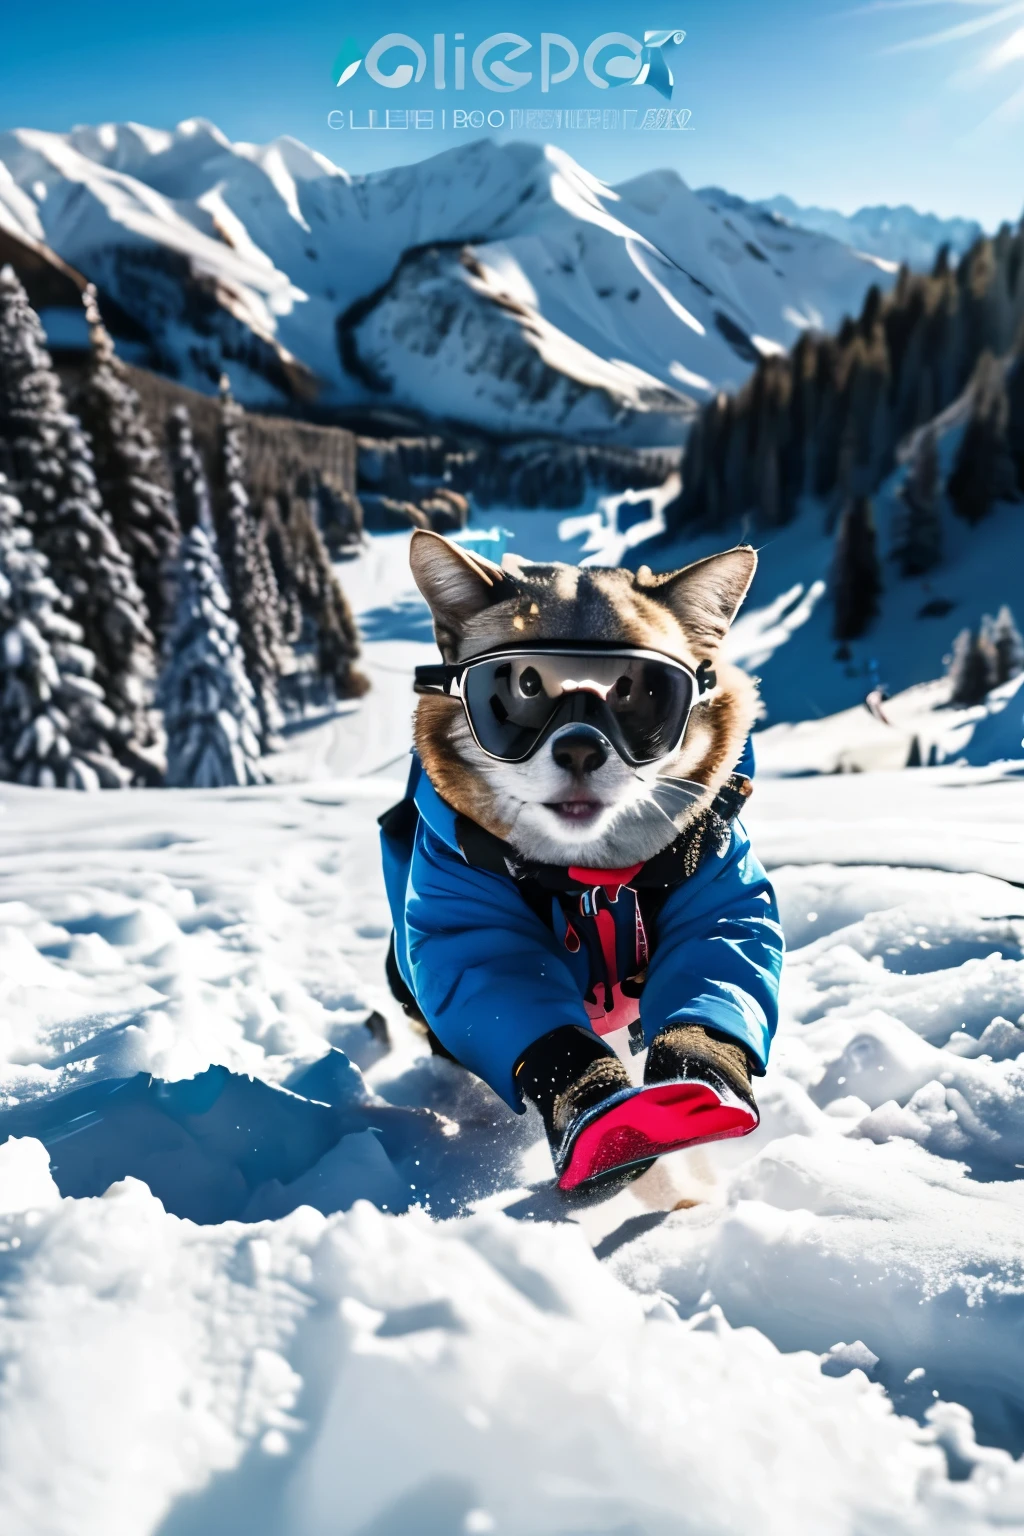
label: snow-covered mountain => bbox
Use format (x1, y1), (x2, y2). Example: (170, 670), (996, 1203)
(699, 188), (984, 271)
(0, 120), (899, 442)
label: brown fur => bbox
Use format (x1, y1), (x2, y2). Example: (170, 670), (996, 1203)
(413, 695), (517, 836)
(410, 532), (760, 863)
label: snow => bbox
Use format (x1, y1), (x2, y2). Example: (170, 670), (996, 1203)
(3, 525), (1024, 1532)
(0, 127), (896, 438)
(558, 475), (681, 567)
(753, 672), (1024, 777)
(0, 1136), (61, 1213)
(745, 770), (1024, 886)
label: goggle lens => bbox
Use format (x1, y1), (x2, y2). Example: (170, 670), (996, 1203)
(461, 651), (695, 765)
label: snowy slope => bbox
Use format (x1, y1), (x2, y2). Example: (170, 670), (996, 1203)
(0, 122), (897, 439)
(718, 490), (1024, 729)
(751, 672), (1024, 777)
(2, 529), (1024, 1530)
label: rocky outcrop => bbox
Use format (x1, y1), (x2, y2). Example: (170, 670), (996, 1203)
(341, 243), (692, 447)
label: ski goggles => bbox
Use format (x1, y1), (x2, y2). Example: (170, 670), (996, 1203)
(414, 646), (716, 767)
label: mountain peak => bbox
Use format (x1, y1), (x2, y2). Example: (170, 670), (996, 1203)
(0, 120), (907, 442)
(174, 118), (232, 148)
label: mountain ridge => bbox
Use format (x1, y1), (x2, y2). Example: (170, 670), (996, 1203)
(0, 120), (904, 443)
(698, 187), (984, 270)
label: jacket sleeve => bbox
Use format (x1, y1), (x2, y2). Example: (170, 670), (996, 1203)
(639, 822), (783, 1070)
(404, 824), (591, 1110)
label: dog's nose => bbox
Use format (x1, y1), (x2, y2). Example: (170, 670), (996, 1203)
(552, 726), (608, 776)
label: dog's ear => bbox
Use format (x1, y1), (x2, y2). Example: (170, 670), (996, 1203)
(635, 545), (757, 649)
(410, 530), (513, 650)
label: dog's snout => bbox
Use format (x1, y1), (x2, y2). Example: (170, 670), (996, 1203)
(552, 726), (608, 776)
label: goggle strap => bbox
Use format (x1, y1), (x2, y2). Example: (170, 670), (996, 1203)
(413, 664), (463, 696)
(695, 660), (717, 696)
(415, 653), (711, 693)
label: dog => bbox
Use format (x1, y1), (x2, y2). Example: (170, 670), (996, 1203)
(410, 534), (760, 866)
(380, 532), (783, 1194)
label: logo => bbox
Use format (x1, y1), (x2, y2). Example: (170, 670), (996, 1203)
(332, 30), (686, 99)
(332, 39), (364, 89)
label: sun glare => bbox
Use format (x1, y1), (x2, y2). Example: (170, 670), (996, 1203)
(864, 0), (1024, 134)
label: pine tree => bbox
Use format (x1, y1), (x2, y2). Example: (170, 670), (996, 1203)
(166, 405), (214, 535)
(0, 263), (68, 520)
(0, 474), (127, 789)
(1007, 353), (1024, 493)
(263, 492), (369, 704)
(832, 495), (883, 641)
(272, 503), (304, 651)
(0, 265), (157, 757)
(989, 605), (1024, 685)
(892, 425), (943, 577)
(948, 353), (1020, 526)
(213, 379), (282, 745)
(76, 288), (180, 639)
(670, 221), (1024, 540)
(948, 625), (997, 706)
(157, 525), (265, 788)
(36, 415), (157, 747)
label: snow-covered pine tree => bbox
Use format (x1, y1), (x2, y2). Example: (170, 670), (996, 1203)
(947, 625), (997, 706)
(166, 405), (214, 535)
(0, 263), (67, 517)
(213, 378), (282, 745)
(38, 414), (157, 750)
(0, 474), (127, 789)
(0, 265), (157, 759)
(988, 605), (1024, 686)
(157, 524), (265, 788)
(892, 424), (943, 577)
(832, 495), (882, 641)
(76, 287), (180, 639)
(948, 353), (1020, 526)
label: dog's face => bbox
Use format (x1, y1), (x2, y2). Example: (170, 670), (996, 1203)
(410, 533), (759, 867)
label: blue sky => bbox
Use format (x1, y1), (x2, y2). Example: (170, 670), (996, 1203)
(1, 1), (1021, 227)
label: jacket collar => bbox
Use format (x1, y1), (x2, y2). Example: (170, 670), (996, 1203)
(410, 753), (463, 852)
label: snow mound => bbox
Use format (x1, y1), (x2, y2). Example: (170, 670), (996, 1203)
(0, 1060), (452, 1223)
(0, 1180), (1020, 1536)
(0, 1134), (61, 1213)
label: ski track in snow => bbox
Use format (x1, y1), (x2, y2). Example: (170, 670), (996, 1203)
(2, 531), (1024, 1533)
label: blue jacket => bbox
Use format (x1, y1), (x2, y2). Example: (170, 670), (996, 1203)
(381, 750), (783, 1111)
